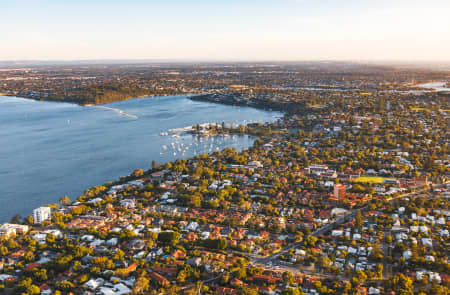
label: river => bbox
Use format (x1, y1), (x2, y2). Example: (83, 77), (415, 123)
(416, 82), (450, 92)
(0, 95), (281, 222)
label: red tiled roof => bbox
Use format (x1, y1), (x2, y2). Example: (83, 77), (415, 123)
(216, 287), (238, 294)
(25, 262), (41, 271)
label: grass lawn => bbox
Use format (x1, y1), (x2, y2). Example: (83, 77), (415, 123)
(410, 107), (430, 111)
(353, 176), (385, 184)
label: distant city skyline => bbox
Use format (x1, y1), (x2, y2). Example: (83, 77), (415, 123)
(2, 0), (450, 61)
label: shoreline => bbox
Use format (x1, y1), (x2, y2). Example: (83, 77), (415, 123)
(0, 95), (280, 222)
(188, 93), (302, 115)
(411, 81), (450, 92)
(0, 92), (208, 107)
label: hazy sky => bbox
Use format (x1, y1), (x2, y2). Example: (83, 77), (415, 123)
(2, 0), (450, 61)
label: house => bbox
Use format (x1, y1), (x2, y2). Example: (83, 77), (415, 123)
(247, 275), (282, 285)
(331, 208), (348, 216)
(184, 232), (198, 242)
(216, 287), (239, 294)
(107, 237), (118, 246)
(120, 199), (136, 209)
(88, 197), (103, 204)
(186, 257), (202, 267)
(125, 263), (138, 273)
(0, 274), (14, 282)
(368, 287), (381, 295)
(413, 177), (428, 187)
(247, 161), (263, 168)
(152, 266), (178, 276)
(128, 239), (146, 250)
(416, 270), (441, 283)
(171, 250), (185, 259)
(148, 271), (169, 286)
(25, 262), (42, 271)
(84, 278), (105, 291)
(98, 283), (132, 295)
(39, 284), (52, 295)
(331, 230), (343, 236)
(421, 238), (433, 248)
(403, 250), (412, 260)
(0, 223), (29, 238)
(374, 185), (385, 193)
(186, 221), (199, 231)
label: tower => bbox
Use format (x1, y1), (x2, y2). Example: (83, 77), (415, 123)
(334, 183), (345, 200)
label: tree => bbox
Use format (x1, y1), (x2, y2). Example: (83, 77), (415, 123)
(177, 270), (187, 283)
(45, 233), (56, 244)
(91, 256), (114, 270)
(203, 238), (227, 250)
(158, 231), (180, 246)
(370, 243), (383, 261)
(240, 287), (258, 295)
(355, 209), (363, 229)
(282, 288), (305, 295)
(221, 272), (230, 284)
(59, 195), (70, 206)
(180, 193), (202, 208)
(133, 274), (150, 294)
(376, 263), (383, 279)
(282, 271), (294, 284)
(24, 251), (35, 262)
(318, 256), (331, 271)
(167, 285), (181, 295)
(113, 249), (125, 261)
(355, 270), (367, 284)
(305, 236), (318, 247)
(385, 235), (393, 244)
(55, 281), (74, 292)
(10, 214), (22, 224)
(385, 273), (413, 295)
(24, 216), (34, 225)
(132, 168), (144, 177)
(17, 278), (40, 294)
(0, 246), (8, 256)
(238, 124), (245, 133)
(236, 267), (247, 280)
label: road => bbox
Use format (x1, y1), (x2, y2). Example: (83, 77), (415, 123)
(252, 211), (353, 265)
(251, 182), (448, 271)
(158, 182), (448, 294)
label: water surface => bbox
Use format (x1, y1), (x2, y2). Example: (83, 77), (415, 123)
(416, 82), (450, 92)
(0, 95), (281, 222)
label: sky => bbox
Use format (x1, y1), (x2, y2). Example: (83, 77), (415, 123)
(2, 0), (450, 61)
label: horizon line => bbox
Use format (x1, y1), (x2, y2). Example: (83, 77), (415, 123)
(2, 58), (450, 65)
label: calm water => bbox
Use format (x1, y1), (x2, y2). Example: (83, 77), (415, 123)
(0, 95), (281, 222)
(417, 82), (450, 92)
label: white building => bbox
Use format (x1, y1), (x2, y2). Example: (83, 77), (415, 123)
(98, 283), (132, 295)
(84, 278), (105, 291)
(247, 160), (263, 168)
(0, 223), (29, 238)
(33, 207), (52, 224)
(120, 199), (136, 209)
